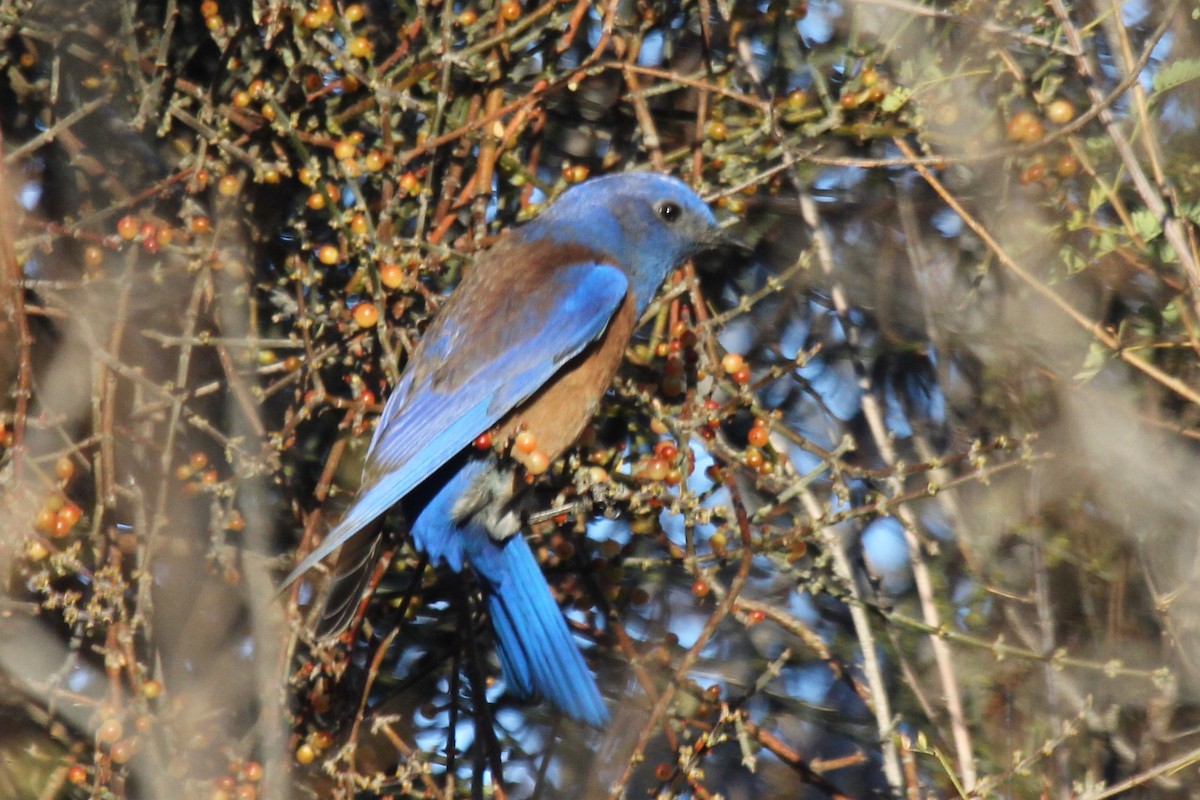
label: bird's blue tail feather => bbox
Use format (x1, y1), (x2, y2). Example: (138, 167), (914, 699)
(482, 535), (609, 727)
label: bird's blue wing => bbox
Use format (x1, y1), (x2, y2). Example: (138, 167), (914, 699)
(280, 262), (629, 588)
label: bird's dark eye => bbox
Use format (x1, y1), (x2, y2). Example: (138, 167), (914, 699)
(656, 201), (681, 223)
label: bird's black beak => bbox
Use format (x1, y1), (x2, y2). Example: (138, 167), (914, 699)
(704, 225), (753, 255)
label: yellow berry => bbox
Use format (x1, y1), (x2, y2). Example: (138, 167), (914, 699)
(1046, 99), (1075, 125)
(348, 36), (372, 58)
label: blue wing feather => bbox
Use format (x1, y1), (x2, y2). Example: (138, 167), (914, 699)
(279, 262), (629, 588)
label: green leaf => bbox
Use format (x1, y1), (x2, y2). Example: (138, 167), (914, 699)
(880, 86), (913, 113)
(1074, 341), (1109, 382)
(1131, 207), (1162, 242)
(1060, 245), (1088, 274)
(1151, 57), (1200, 98)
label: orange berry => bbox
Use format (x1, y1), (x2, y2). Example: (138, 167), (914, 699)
(34, 507), (56, 532)
(1055, 154), (1078, 177)
(352, 302), (379, 328)
(746, 609), (765, 626)
(50, 515), (73, 538)
(500, 1), (521, 20)
(58, 503), (82, 528)
(83, 245), (105, 268)
(732, 366), (751, 384)
(379, 263), (405, 289)
(456, 8), (477, 25)
(653, 441), (678, 461)
(316, 244), (339, 265)
(349, 213), (368, 234)
(190, 215), (212, 234)
(306, 192), (327, 210)
(1006, 111), (1043, 143)
(142, 679), (163, 699)
(218, 174), (239, 196)
(110, 739), (135, 764)
(691, 579), (709, 597)
(55, 456), (76, 481)
(116, 215), (139, 240)
(399, 172), (420, 194)
(97, 718), (123, 744)
(232, 90), (250, 108)
(640, 457), (669, 481)
(473, 432), (493, 450)
(707, 120), (728, 141)
(333, 139), (356, 160)
(67, 764), (87, 784)
(747, 426), (769, 447)
(524, 449), (549, 475)
(744, 448), (764, 469)
(241, 761), (263, 782)
(514, 430), (537, 453)
(721, 352), (744, 374)
(190, 451), (208, 469)
(344, 3), (365, 22)
(295, 743), (316, 764)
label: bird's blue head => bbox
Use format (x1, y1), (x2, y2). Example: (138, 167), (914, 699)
(527, 172), (723, 315)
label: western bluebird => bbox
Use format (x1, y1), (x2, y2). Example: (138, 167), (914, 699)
(282, 172), (724, 727)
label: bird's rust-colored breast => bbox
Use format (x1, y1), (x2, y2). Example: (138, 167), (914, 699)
(499, 291), (637, 460)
